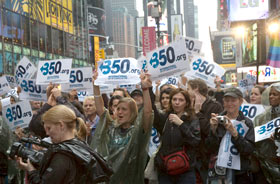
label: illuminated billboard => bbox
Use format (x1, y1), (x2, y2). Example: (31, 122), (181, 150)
(229, 0), (269, 21)
(7, 0), (73, 34)
(242, 23), (257, 64)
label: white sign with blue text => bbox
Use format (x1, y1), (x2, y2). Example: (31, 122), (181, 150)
(186, 56), (225, 88)
(0, 76), (12, 96)
(181, 36), (202, 55)
(15, 57), (37, 83)
(36, 59), (72, 85)
(19, 79), (47, 101)
(255, 117), (280, 142)
(217, 120), (249, 170)
(240, 104), (265, 121)
(95, 58), (141, 85)
(146, 39), (189, 81)
(61, 67), (93, 91)
(3, 101), (33, 131)
(148, 127), (161, 156)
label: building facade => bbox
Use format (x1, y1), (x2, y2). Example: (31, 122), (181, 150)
(0, 0), (89, 75)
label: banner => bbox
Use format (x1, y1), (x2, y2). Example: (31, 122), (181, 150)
(136, 17), (144, 51)
(142, 27), (157, 56)
(217, 120), (249, 170)
(240, 104), (265, 121)
(267, 31), (280, 68)
(171, 14), (183, 41)
(95, 58), (141, 85)
(61, 67), (93, 91)
(255, 117), (280, 142)
(88, 6), (106, 37)
(186, 56), (225, 88)
(36, 59), (72, 85)
(3, 101), (33, 130)
(19, 79), (47, 102)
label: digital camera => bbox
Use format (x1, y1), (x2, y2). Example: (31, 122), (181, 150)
(217, 116), (226, 124)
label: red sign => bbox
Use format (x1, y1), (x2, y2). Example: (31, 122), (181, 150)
(142, 27), (156, 56)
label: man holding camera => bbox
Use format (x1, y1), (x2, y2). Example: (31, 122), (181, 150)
(206, 87), (255, 183)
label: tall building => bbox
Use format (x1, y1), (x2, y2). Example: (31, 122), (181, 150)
(112, 7), (135, 58)
(183, 0), (198, 38)
(111, 0), (138, 17)
(0, 0), (89, 75)
(217, 0), (229, 31)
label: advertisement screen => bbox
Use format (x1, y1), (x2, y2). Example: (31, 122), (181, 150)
(229, 0), (269, 21)
(211, 31), (236, 65)
(88, 7), (106, 37)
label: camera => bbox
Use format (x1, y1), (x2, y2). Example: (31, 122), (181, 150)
(217, 116), (226, 124)
(7, 137), (51, 168)
(275, 128), (280, 157)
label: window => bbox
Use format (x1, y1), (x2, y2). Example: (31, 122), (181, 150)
(31, 19), (38, 49)
(58, 30), (64, 55)
(12, 12), (22, 45)
(46, 25), (52, 53)
(22, 16), (30, 47)
(52, 28), (59, 54)
(4, 52), (13, 74)
(38, 23), (46, 51)
(2, 10), (13, 43)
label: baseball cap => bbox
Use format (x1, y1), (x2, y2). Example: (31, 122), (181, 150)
(224, 87), (243, 98)
(130, 89), (143, 98)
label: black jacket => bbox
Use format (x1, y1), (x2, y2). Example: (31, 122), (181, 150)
(205, 111), (255, 173)
(28, 138), (112, 184)
(196, 98), (223, 169)
(155, 113), (201, 171)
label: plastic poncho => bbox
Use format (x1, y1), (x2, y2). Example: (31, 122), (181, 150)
(254, 83), (280, 184)
(90, 108), (153, 184)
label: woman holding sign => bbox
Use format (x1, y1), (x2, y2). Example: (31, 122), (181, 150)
(90, 71), (153, 184)
(207, 87), (255, 183)
(254, 82), (280, 183)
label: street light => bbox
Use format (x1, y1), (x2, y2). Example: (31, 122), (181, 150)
(268, 22), (280, 34)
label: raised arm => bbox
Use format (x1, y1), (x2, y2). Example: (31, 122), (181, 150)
(140, 71), (153, 133)
(92, 71), (105, 116)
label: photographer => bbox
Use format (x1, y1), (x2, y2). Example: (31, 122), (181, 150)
(254, 82), (280, 183)
(16, 105), (99, 184)
(206, 87), (255, 183)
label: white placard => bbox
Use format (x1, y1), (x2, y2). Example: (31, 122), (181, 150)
(77, 91), (93, 102)
(19, 79), (47, 101)
(146, 39), (190, 81)
(6, 75), (17, 88)
(6, 88), (18, 98)
(186, 56), (225, 88)
(137, 55), (148, 71)
(2, 101), (33, 130)
(1, 98), (11, 107)
(61, 67), (93, 91)
(217, 120), (249, 170)
(0, 76), (12, 96)
(240, 104), (265, 121)
(148, 127), (161, 157)
(95, 58), (141, 85)
(36, 59), (72, 85)
(99, 85), (115, 94)
(181, 36), (202, 55)
(255, 117), (280, 142)
(15, 56), (37, 83)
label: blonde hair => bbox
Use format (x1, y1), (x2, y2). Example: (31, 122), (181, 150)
(117, 97), (138, 124)
(84, 96), (95, 103)
(42, 105), (87, 140)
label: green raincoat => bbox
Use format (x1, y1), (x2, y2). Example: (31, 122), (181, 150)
(91, 108), (153, 184)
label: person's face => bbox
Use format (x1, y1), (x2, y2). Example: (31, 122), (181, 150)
(250, 87), (262, 104)
(161, 93), (170, 110)
(223, 96), (243, 114)
(111, 99), (120, 113)
(171, 93), (187, 114)
(83, 99), (96, 116)
(269, 87), (280, 107)
(31, 101), (41, 109)
(44, 122), (63, 143)
(187, 84), (196, 97)
(10, 97), (16, 104)
(132, 95), (143, 108)
(112, 90), (124, 97)
(116, 102), (131, 124)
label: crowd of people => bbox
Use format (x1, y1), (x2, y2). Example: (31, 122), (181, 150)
(0, 70), (280, 184)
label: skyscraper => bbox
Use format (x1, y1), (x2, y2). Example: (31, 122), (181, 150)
(183, 0), (198, 38)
